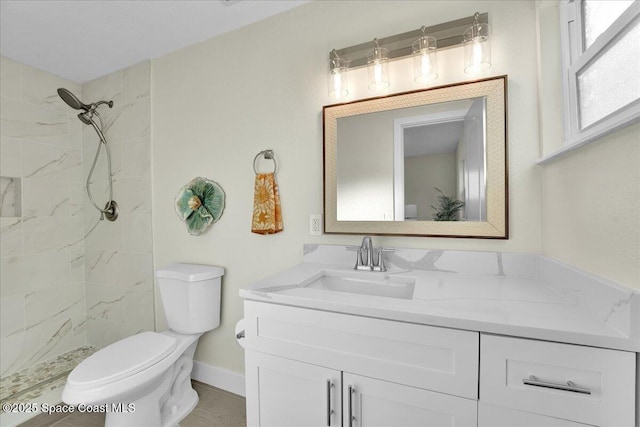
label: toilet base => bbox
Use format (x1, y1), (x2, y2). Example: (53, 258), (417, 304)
(103, 387), (198, 427)
(102, 337), (200, 427)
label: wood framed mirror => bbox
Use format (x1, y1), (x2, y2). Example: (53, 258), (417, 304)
(323, 75), (508, 238)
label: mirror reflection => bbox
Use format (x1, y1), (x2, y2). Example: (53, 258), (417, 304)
(323, 76), (507, 238)
(336, 97), (486, 222)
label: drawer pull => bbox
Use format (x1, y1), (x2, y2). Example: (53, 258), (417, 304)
(523, 375), (591, 395)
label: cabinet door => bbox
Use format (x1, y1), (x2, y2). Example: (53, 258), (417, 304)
(343, 373), (477, 427)
(245, 351), (341, 427)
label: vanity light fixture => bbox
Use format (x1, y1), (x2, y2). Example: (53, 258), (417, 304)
(412, 26), (438, 84)
(367, 38), (390, 91)
(327, 12), (489, 97)
(463, 12), (491, 74)
(328, 49), (349, 99)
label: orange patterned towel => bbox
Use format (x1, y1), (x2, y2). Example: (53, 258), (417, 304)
(251, 172), (283, 234)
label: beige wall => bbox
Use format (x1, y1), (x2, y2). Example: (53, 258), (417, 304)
(536, 1), (640, 290)
(541, 124), (640, 289)
(152, 0), (543, 374)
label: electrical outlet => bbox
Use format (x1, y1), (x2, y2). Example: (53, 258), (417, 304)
(309, 214), (322, 236)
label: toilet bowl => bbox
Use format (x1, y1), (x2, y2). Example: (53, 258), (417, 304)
(62, 263), (224, 427)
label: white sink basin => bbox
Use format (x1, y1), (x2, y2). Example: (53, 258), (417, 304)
(303, 271), (415, 300)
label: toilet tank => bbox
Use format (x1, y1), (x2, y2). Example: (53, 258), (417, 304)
(156, 263), (225, 334)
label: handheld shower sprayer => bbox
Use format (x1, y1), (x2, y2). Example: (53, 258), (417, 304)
(77, 112), (93, 126)
(58, 88), (118, 222)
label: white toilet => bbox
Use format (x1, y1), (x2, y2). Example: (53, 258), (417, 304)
(62, 263), (224, 427)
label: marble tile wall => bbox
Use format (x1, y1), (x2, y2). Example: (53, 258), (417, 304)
(0, 57), (154, 379)
(81, 61), (154, 348)
(0, 176), (21, 217)
(0, 56), (86, 378)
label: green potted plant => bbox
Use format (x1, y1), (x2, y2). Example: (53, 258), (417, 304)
(431, 188), (465, 221)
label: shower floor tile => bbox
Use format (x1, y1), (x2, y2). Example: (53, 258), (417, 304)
(1, 347), (98, 403)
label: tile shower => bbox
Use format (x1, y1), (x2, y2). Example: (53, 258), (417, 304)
(0, 56), (154, 420)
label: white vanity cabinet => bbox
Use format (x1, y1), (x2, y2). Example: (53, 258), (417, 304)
(241, 248), (639, 426)
(243, 301), (480, 427)
(243, 301), (637, 427)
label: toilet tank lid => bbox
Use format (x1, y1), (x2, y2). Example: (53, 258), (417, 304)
(156, 263), (225, 281)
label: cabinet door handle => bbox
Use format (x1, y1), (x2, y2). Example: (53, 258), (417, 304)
(523, 375), (591, 395)
(326, 380), (333, 426)
(348, 385), (355, 427)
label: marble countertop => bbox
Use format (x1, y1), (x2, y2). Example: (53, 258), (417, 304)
(240, 245), (640, 353)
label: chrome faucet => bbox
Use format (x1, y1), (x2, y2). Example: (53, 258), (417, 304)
(347, 236), (394, 272)
(359, 236), (373, 270)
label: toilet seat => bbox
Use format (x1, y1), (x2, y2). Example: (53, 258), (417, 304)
(68, 332), (177, 389)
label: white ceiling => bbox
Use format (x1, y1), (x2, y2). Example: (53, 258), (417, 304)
(403, 121), (465, 157)
(0, 0), (308, 83)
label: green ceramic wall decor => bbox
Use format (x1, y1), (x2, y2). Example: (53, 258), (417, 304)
(175, 177), (225, 236)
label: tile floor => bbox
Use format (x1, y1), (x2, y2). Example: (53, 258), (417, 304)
(17, 381), (246, 427)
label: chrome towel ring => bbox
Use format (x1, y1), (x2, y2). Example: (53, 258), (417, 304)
(253, 149), (277, 174)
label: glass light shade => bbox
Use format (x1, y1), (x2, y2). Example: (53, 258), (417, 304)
(463, 23), (491, 74)
(367, 46), (390, 91)
(328, 56), (348, 99)
(412, 35), (438, 83)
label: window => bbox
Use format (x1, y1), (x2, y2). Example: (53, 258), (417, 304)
(559, 0), (640, 146)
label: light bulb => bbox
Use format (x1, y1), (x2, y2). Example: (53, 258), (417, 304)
(327, 50), (348, 99)
(374, 62), (383, 85)
(420, 50), (431, 75)
(412, 30), (437, 84)
(471, 40), (483, 70)
(333, 72), (342, 95)
(367, 39), (390, 91)
(463, 14), (491, 74)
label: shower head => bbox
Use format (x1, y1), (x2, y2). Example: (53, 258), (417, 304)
(57, 88), (91, 111)
(58, 88), (114, 125)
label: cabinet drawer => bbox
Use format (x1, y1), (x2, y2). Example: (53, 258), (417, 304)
(244, 301), (479, 399)
(480, 334), (636, 426)
(478, 403), (590, 427)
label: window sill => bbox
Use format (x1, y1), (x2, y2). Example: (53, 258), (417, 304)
(537, 137), (595, 165)
(538, 112), (640, 165)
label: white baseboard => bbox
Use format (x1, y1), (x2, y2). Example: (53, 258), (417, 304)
(191, 360), (245, 397)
